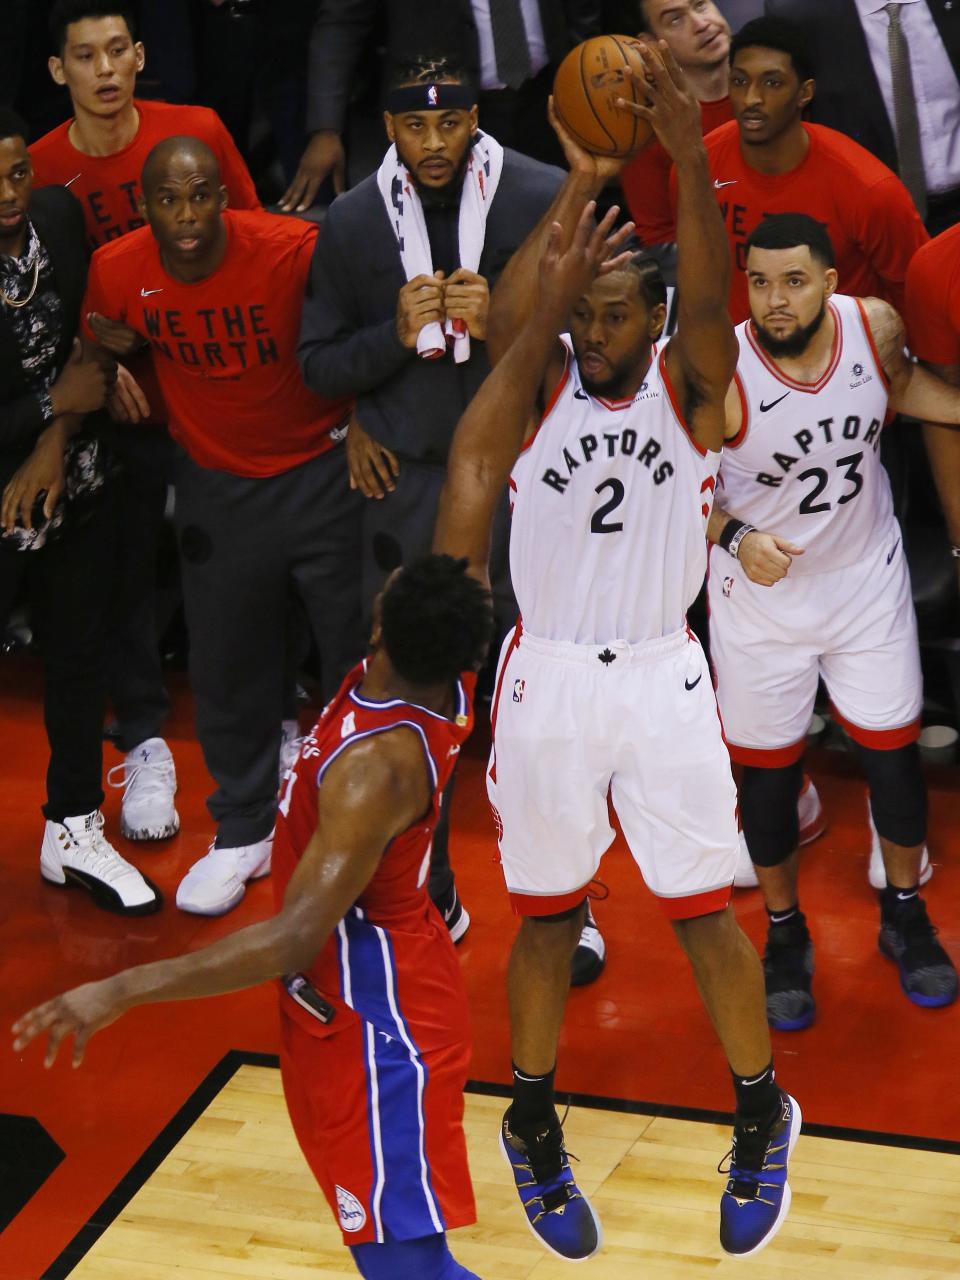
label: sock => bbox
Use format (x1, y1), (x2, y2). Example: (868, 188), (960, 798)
(767, 903), (801, 928)
(881, 882), (919, 922)
(510, 1061), (556, 1131)
(350, 1233), (481, 1280)
(732, 1061), (780, 1124)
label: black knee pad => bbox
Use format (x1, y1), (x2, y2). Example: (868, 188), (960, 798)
(740, 762), (803, 867)
(856, 741), (927, 848)
(530, 899), (588, 924)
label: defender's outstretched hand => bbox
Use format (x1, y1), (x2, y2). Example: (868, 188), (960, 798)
(13, 978), (128, 1069)
(617, 40), (703, 161)
(538, 201), (636, 322)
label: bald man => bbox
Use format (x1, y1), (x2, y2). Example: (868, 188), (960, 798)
(82, 136), (363, 916)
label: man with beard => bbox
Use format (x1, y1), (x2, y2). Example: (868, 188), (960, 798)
(468, 41), (799, 1264)
(298, 54), (609, 981)
(707, 211), (960, 1032)
(671, 17), (929, 323)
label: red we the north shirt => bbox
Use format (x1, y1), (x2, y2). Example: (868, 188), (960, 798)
(82, 210), (351, 477)
(30, 99), (259, 251)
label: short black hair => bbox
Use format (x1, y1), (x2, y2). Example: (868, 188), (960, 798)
(746, 213), (835, 268)
(624, 250), (668, 310)
(50, 0), (137, 54)
(386, 51), (476, 96)
(729, 16), (813, 83)
(0, 109), (30, 147)
(380, 554), (493, 685)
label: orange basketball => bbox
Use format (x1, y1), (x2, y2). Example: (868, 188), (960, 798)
(552, 34), (655, 159)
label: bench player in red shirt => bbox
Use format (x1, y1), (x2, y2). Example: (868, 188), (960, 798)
(670, 17), (929, 325)
(28, 0), (261, 853)
(12, 201), (629, 1280)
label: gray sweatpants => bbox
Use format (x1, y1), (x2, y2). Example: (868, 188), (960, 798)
(175, 445), (363, 847)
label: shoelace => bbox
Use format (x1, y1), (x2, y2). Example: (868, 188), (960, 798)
(60, 813), (131, 885)
(107, 756), (175, 804)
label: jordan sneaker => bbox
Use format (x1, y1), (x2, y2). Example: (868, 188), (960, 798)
(41, 811), (162, 915)
(879, 893), (958, 1008)
(735, 776), (825, 889)
(720, 1091), (801, 1257)
(571, 901), (606, 986)
(867, 804), (932, 890)
(433, 882), (470, 943)
(500, 1107), (602, 1261)
(107, 737), (179, 841)
(763, 912), (816, 1031)
(176, 836), (273, 915)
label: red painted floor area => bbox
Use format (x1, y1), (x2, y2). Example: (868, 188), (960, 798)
(2, 653), (960, 1278)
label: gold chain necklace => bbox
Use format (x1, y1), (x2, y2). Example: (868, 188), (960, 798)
(0, 256), (40, 309)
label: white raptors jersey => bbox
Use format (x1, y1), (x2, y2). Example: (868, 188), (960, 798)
(509, 337), (721, 644)
(720, 294), (894, 576)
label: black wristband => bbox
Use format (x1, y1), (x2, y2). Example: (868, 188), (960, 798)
(718, 518), (746, 553)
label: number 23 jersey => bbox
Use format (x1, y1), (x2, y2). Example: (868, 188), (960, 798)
(720, 294), (894, 576)
(509, 336), (721, 645)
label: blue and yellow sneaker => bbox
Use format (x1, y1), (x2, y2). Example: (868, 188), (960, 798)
(499, 1107), (602, 1261)
(720, 1091), (801, 1257)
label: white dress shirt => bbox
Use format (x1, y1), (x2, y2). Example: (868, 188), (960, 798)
(472, 0), (549, 91)
(854, 0), (960, 194)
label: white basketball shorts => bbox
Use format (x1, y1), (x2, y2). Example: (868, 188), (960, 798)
(708, 520), (922, 766)
(486, 624), (739, 919)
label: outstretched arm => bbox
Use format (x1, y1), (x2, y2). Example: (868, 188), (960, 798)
(619, 42), (737, 451)
(485, 100), (627, 367)
(12, 734), (429, 1068)
(434, 204), (633, 579)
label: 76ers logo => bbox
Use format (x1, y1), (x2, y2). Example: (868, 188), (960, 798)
(335, 1185), (367, 1233)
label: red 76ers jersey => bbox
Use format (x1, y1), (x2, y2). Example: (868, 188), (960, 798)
(271, 662), (475, 1047)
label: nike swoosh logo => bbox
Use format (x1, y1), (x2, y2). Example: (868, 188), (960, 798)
(760, 392), (790, 412)
(573, 388), (588, 400)
(684, 673), (702, 691)
(64, 173), (82, 188)
(140, 287), (163, 297)
(897, 890), (917, 901)
(886, 538), (900, 565)
(714, 178), (737, 189)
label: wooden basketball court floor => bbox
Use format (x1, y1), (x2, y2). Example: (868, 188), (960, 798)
(3, 657), (960, 1279)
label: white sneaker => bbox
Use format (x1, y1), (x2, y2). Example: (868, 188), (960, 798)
(176, 836), (273, 916)
(867, 804), (932, 890)
(735, 777), (826, 889)
(107, 737), (180, 841)
(571, 902), (606, 986)
(41, 811), (162, 915)
(279, 719), (303, 787)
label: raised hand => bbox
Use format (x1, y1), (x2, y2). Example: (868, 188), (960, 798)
(547, 96), (627, 184)
(617, 39), (703, 163)
(538, 201), (636, 324)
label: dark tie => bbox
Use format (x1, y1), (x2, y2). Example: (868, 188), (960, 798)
(884, 2), (928, 219)
(489, 0), (534, 91)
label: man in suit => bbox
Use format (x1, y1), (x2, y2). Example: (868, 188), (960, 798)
(297, 52), (607, 983)
(280, 0), (602, 211)
(766, 0), (960, 234)
(0, 107), (161, 917)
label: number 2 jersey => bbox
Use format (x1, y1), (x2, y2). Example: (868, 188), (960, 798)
(271, 662), (475, 1049)
(720, 294), (894, 575)
(509, 336), (722, 645)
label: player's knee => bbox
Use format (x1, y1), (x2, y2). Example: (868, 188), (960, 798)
(857, 741), (927, 848)
(672, 903), (737, 958)
(350, 1233), (479, 1280)
(514, 899), (587, 960)
(740, 762), (803, 867)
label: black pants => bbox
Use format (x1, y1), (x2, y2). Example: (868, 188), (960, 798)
(174, 445), (364, 847)
(0, 501), (111, 821)
(477, 66), (565, 170)
(360, 458), (516, 903)
(104, 424), (176, 753)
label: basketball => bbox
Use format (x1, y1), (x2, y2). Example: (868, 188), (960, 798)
(552, 35), (655, 159)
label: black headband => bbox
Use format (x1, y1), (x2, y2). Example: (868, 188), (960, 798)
(386, 83), (475, 113)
